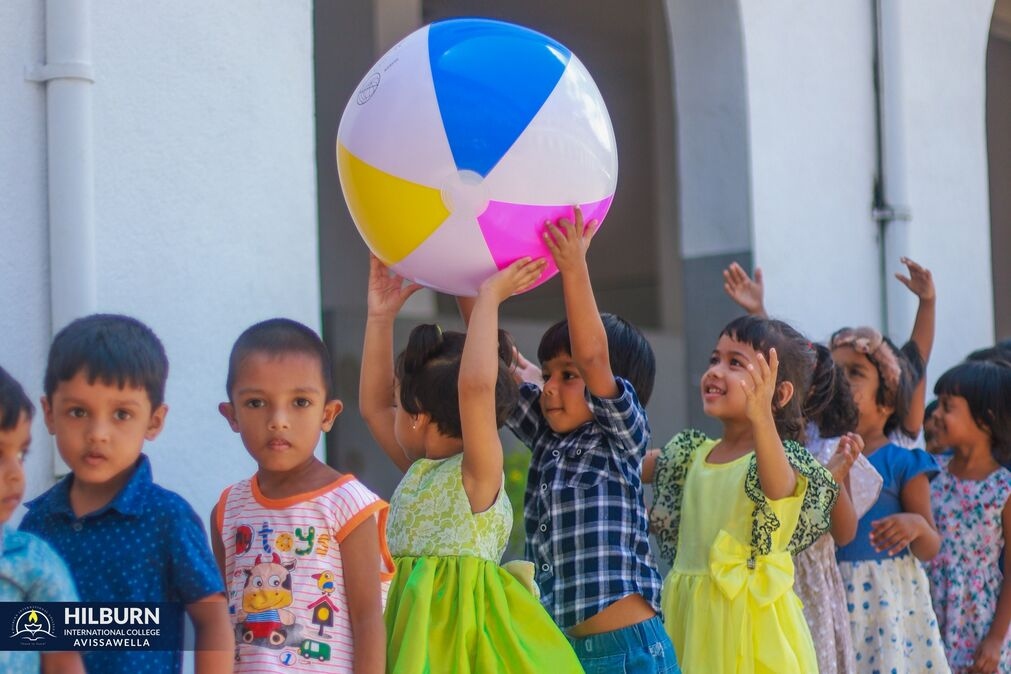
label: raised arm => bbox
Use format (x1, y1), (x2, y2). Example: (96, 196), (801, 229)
(723, 262), (768, 317)
(360, 255), (422, 473)
(543, 207), (617, 398)
(743, 348), (797, 500)
(459, 258), (546, 513)
(895, 257), (935, 436)
(825, 433), (863, 546)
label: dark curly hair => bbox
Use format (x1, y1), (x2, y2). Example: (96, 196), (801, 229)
(719, 315), (822, 443)
(396, 324), (518, 439)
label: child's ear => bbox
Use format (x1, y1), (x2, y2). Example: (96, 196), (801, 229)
(218, 402), (241, 433)
(145, 404), (169, 441)
(40, 396), (56, 435)
(321, 399), (344, 432)
(775, 381), (795, 409)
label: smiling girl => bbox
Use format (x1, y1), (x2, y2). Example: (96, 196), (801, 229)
(644, 315), (839, 673)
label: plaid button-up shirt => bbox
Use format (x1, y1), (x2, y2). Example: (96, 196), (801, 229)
(506, 377), (663, 630)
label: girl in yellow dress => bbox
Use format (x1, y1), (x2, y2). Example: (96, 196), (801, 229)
(644, 315), (840, 673)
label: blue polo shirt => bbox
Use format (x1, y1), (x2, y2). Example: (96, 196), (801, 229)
(0, 526), (79, 674)
(19, 454), (224, 674)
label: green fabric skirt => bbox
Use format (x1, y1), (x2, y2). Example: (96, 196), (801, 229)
(384, 555), (583, 673)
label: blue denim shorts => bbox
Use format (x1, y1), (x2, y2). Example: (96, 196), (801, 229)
(567, 615), (680, 674)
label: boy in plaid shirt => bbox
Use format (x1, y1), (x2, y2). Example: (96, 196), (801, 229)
(465, 208), (679, 673)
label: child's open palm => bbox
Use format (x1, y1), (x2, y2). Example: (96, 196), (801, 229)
(542, 206), (597, 274)
(741, 348), (779, 425)
(894, 256), (935, 302)
(367, 254), (423, 317)
(723, 262), (767, 317)
(826, 432), (863, 484)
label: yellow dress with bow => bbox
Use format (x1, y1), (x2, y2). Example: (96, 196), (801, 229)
(661, 440), (817, 674)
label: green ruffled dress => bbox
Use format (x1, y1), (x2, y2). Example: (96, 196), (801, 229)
(384, 454), (582, 673)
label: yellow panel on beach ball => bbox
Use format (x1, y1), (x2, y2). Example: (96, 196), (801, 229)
(337, 144), (449, 264)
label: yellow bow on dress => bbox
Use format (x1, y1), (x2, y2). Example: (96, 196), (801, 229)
(709, 529), (801, 672)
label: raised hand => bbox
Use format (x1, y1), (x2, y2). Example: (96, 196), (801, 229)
(741, 348), (779, 426)
(895, 256), (935, 302)
(478, 257), (547, 304)
(367, 254), (423, 318)
(542, 206), (597, 275)
(512, 347), (543, 386)
(826, 432), (864, 484)
(723, 262), (766, 317)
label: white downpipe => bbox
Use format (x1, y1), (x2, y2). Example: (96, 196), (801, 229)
(876, 1), (914, 340)
(27, 0), (97, 333)
(25, 0), (95, 477)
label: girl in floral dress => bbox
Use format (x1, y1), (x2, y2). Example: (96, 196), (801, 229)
(831, 326), (948, 673)
(927, 360), (1011, 673)
(360, 255), (582, 673)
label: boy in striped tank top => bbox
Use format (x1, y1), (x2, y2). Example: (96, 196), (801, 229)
(211, 319), (394, 673)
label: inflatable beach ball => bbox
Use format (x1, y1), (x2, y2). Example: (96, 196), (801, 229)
(337, 18), (617, 296)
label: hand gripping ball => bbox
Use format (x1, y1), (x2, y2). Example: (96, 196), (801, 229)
(336, 18), (617, 296)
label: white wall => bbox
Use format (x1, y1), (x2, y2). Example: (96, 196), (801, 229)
(740, 0), (995, 384)
(740, 1), (879, 343)
(0, 0), (52, 505)
(1, 0), (320, 538)
(893, 0), (995, 374)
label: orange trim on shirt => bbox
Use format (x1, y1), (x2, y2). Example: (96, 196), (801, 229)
(214, 486), (232, 535)
(376, 506), (395, 582)
(334, 499), (385, 544)
(250, 472), (355, 509)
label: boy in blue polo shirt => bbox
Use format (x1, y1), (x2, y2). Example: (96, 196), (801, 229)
(19, 314), (233, 674)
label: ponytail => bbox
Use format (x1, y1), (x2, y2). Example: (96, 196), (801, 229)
(804, 343), (858, 438)
(395, 324), (519, 438)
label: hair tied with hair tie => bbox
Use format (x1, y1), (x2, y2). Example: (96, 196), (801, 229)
(435, 324), (444, 341)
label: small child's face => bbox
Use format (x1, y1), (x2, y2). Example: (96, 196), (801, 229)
(934, 394), (987, 451)
(539, 353), (593, 433)
(220, 352), (342, 474)
(0, 412), (29, 523)
(831, 346), (892, 439)
(42, 371), (166, 491)
(700, 335), (758, 420)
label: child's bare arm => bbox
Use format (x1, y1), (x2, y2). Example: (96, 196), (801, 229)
(641, 448), (661, 484)
(543, 207), (617, 398)
(187, 594), (235, 674)
(457, 296), (541, 386)
(209, 504), (226, 581)
(341, 518), (387, 674)
(895, 257), (935, 436)
(826, 434), (861, 545)
(972, 498), (1011, 671)
(41, 652), (85, 674)
(871, 473), (940, 561)
(459, 259), (545, 513)
(722, 262), (768, 317)
(360, 255), (422, 473)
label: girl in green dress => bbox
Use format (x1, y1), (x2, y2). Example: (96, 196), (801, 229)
(360, 254), (582, 673)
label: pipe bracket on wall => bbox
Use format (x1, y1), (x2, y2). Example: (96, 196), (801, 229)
(24, 62), (96, 83)
(872, 206), (912, 222)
